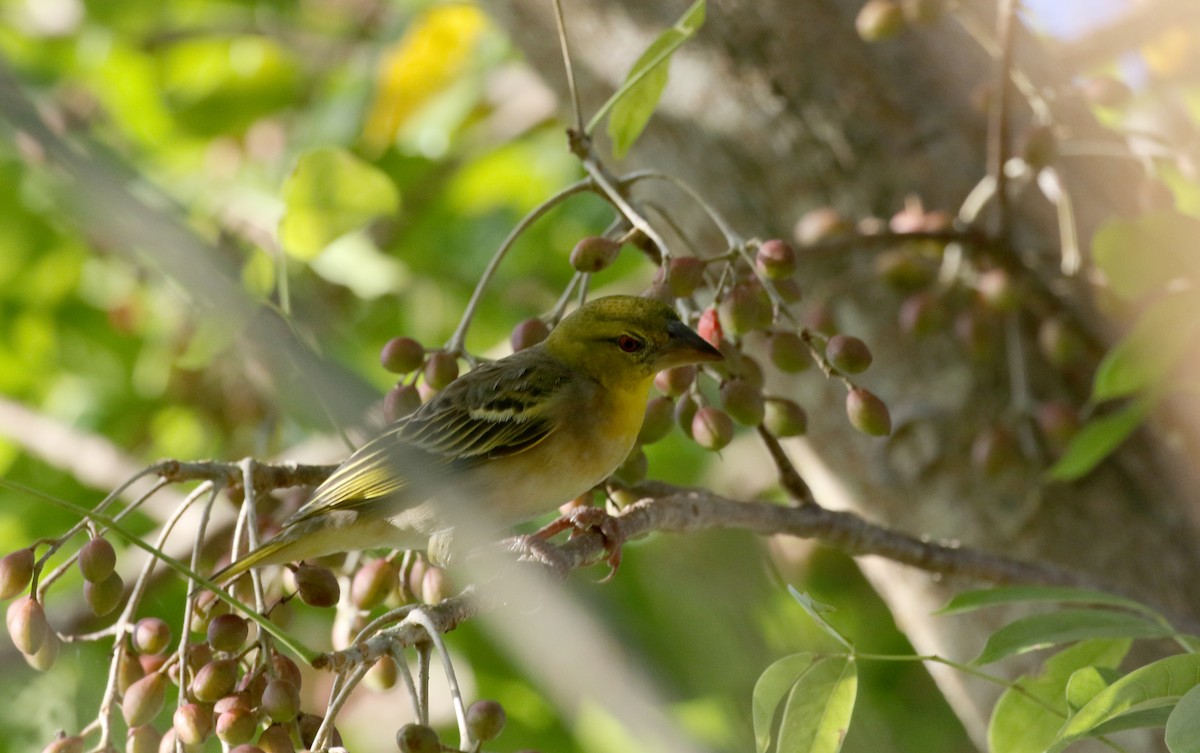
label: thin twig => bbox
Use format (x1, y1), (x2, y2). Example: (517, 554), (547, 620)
(408, 608), (471, 748)
(756, 427), (816, 506)
(988, 0), (1017, 238)
(550, 0), (585, 135)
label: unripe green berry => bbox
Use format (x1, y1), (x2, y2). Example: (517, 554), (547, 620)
(613, 447), (648, 486)
(846, 388), (892, 436)
(569, 236), (621, 273)
(217, 707), (258, 745)
(271, 653), (304, 690)
(257, 724), (294, 753)
(298, 712), (342, 749)
(294, 564), (339, 608)
(654, 365), (696, 397)
(721, 282), (773, 335)
(423, 351), (459, 391)
(126, 725), (162, 753)
(380, 337), (424, 374)
(825, 335), (873, 374)
(767, 331), (810, 373)
(692, 407), (735, 450)
(84, 571), (124, 616)
(511, 318), (550, 352)
(192, 658), (239, 702)
(875, 249), (933, 291)
(638, 396), (675, 444)
(365, 656), (398, 691)
(78, 537), (116, 583)
(261, 679), (300, 723)
(396, 723), (440, 753)
(229, 744), (267, 753)
(122, 673), (169, 727)
(421, 566), (452, 604)
(174, 703), (213, 745)
(666, 256), (706, 298)
(763, 399), (808, 437)
(207, 613), (249, 653)
(384, 384), (422, 422)
(720, 379), (765, 426)
(134, 617), (172, 656)
(214, 692), (251, 715)
(675, 395), (700, 439)
(0, 548), (34, 600)
(41, 734), (83, 753)
(772, 277), (804, 303)
(351, 559), (398, 611)
(466, 699), (507, 742)
(24, 628), (58, 671)
(6, 596), (48, 655)
(755, 239), (797, 279)
(118, 651), (145, 693)
(856, 0), (905, 41)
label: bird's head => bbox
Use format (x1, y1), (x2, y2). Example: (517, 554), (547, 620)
(543, 295), (723, 387)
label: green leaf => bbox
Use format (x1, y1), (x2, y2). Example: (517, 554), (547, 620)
(1092, 211), (1200, 301)
(788, 587), (854, 650)
(1048, 396), (1153, 481)
(1049, 654), (1200, 752)
(1089, 704), (1173, 737)
(988, 640), (1131, 753)
(1092, 291), (1200, 400)
(776, 656), (857, 753)
(974, 609), (1173, 665)
(597, 0), (705, 158)
(1166, 684), (1200, 753)
(939, 586), (1155, 618)
(753, 652), (817, 753)
(1065, 666), (1123, 711)
(279, 146), (401, 260)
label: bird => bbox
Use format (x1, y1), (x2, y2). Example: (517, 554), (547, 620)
(215, 295), (722, 583)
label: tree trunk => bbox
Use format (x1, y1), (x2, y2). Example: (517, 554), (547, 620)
(492, 0), (1200, 746)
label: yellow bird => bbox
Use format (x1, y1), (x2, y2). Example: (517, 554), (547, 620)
(216, 295), (722, 582)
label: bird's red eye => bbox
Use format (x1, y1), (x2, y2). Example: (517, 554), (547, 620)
(617, 335), (644, 353)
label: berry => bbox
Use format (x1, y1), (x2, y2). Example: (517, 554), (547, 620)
(396, 723), (440, 753)
(257, 724), (295, 753)
(613, 447), (648, 486)
(692, 407), (735, 450)
(764, 399), (808, 437)
(767, 331), (810, 373)
(192, 658), (239, 702)
(875, 249), (933, 291)
(294, 564), (339, 608)
(24, 628), (58, 671)
(207, 613), (250, 653)
(772, 277), (804, 303)
(674, 395), (700, 439)
(721, 282), (773, 335)
(638, 396), (675, 445)
(977, 268), (1021, 312)
(0, 548), (34, 600)
(421, 566), (452, 604)
(126, 725), (162, 753)
(6, 596), (48, 655)
(755, 239), (797, 279)
(217, 707), (258, 745)
(569, 236), (621, 273)
(794, 207), (847, 245)
(902, 0), (945, 22)
(261, 679), (300, 723)
(654, 365), (696, 397)
(511, 318), (550, 352)
(423, 352), (459, 391)
(174, 703), (213, 745)
(351, 559), (398, 610)
(665, 257), (706, 298)
(466, 699), (507, 742)
(720, 380), (765, 426)
(697, 307), (722, 348)
(133, 617), (172, 656)
(271, 653), (304, 689)
(118, 651), (144, 693)
(122, 673), (168, 727)
(78, 537), (116, 583)
(84, 571), (124, 616)
(384, 384), (422, 422)
(365, 656), (398, 691)
(825, 335), (873, 374)
(856, 0), (905, 41)
(846, 388), (892, 436)
(380, 337), (424, 374)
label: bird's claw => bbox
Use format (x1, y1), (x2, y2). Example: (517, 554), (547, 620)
(530, 506), (625, 581)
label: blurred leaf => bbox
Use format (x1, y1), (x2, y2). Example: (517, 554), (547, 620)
(363, 5), (490, 152)
(974, 609), (1173, 665)
(1092, 211), (1200, 301)
(1093, 291), (1200, 400)
(753, 652), (816, 753)
(1065, 666), (1123, 711)
(776, 655), (856, 753)
(279, 147), (400, 260)
(988, 640), (1131, 753)
(1048, 396), (1152, 481)
(788, 587), (853, 650)
(1048, 654), (1200, 752)
(1090, 705), (1173, 736)
(940, 586), (1157, 618)
(1166, 685), (1200, 753)
(600, 0), (705, 158)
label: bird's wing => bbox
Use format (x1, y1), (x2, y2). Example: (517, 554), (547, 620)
(287, 352), (572, 522)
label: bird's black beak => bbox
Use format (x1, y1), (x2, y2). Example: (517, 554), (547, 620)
(661, 319), (724, 367)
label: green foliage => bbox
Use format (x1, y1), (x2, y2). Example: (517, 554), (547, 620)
(594, 0), (706, 158)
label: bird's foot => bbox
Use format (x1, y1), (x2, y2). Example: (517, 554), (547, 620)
(531, 506), (625, 581)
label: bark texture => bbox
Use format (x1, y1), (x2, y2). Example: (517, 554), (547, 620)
(492, 0), (1200, 746)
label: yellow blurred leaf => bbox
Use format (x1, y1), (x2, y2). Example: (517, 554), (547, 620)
(363, 5), (489, 152)
(1142, 27), (1195, 77)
